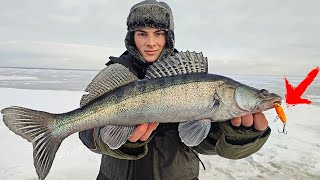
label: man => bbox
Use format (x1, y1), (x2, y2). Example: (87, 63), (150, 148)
(79, 1), (271, 180)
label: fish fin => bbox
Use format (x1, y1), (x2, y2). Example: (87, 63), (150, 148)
(100, 125), (135, 149)
(145, 51), (208, 79)
(206, 99), (220, 116)
(80, 64), (138, 107)
(178, 119), (211, 147)
(1, 106), (63, 180)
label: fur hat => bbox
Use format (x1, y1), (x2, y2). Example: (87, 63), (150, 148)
(125, 0), (175, 63)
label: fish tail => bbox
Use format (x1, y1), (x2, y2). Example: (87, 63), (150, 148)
(1, 106), (63, 180)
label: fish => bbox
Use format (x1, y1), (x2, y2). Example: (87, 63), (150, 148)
(1, 51), (282, 180)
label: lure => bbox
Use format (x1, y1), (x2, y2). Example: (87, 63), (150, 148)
(274, 102), (287, 134)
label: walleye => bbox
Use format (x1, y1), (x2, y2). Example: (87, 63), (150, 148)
(1, 51), (281, 180)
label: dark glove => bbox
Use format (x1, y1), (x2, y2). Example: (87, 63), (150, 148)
(214, 121), (271, 159)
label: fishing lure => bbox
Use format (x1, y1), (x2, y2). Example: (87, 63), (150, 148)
(274, 102), (287, 134)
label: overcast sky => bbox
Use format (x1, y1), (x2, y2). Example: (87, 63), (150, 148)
(0, 0), (319, 76)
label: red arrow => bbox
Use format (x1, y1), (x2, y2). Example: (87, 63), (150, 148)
(285, 67), (320, 106)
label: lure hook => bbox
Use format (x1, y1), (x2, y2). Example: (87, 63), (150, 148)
(278, 123), (288, 134)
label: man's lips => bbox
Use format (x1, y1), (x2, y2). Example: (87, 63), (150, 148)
(145, 50), (158, 55)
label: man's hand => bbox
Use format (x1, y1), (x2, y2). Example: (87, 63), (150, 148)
(128, 113), (268, 142)
(128, 123), (159, 142)
(231, 112), (268, 131)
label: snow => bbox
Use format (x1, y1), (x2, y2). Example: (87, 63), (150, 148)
(0, 68), (319, 179)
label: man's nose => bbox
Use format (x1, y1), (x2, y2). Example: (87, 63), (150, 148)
(146, 36), (156, 47)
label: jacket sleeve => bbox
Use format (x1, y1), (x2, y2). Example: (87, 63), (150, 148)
(193, 121), (271, 159)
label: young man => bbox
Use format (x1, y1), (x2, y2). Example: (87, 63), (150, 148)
(79, 1), (271, 180)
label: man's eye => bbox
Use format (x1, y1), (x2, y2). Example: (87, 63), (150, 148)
(155, 32), (165, 36)
(139, 33), (147, 37)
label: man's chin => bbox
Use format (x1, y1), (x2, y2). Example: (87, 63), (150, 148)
(143, 56), (159, 63)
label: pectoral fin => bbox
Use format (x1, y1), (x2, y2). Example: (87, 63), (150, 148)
(178, 119), (211, 147)
(100, 125), (135, 149)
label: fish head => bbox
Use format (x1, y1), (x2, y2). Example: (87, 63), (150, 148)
(234, 85), (282, 114)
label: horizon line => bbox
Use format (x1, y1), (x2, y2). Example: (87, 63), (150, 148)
(0, 66), (100, 72)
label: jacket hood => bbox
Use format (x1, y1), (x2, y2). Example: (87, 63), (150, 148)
(125, 0), (175, 63)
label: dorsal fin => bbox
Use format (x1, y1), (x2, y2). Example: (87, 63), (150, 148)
(145, 51), (208, 79)
(80, 64), (138, 107)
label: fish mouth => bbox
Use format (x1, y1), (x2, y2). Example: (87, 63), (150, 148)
(256, 93), (282, 111)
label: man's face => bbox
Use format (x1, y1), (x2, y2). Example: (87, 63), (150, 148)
(134, 27), (166, 63)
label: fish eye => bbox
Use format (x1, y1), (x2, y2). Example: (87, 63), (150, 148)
(259, 89), (270, 98)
